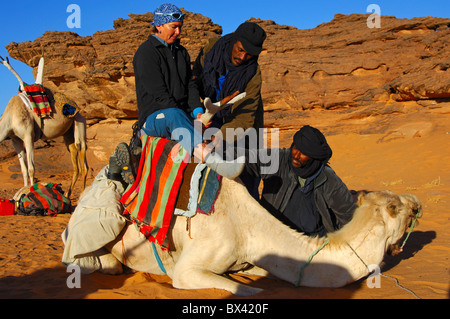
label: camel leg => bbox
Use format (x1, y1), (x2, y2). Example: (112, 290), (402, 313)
(11, 137), (29, 186)
(66, 142), (79, 198)
(10, 139), (27, 184)
(108, 224), (169, 275)
(94, 248), (123, 275)
(64, 115), (88, 198)
(239, 265), (272, 277)
(172, 256), (263, 297)
(78, 139), (88, 191)
(23, 136), (35, 186)
(74, 113), (88, 192)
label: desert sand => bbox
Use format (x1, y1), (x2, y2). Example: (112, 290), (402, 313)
(0, 105), (448, 300)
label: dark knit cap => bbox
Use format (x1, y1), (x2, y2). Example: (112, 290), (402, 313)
(234, 22), (267, 56)
(293, 125), (332, 161)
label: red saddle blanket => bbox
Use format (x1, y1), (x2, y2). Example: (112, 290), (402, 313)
(22, 84), (51, 117)
(120, 136), (190, 250)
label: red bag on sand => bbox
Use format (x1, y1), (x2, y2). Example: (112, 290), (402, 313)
(0, 198), (15, 216)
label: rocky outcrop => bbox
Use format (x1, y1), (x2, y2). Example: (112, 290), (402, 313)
(6, 10), (222, 123)
(257, 14), (450, 109)
(5, 12), (450, 127)
(2, 11), (449, 198)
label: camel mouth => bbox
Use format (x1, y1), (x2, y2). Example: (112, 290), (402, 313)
(405, 206), (422, 231)
(387, 242), (403, 256)
(387, 207), (422, 256)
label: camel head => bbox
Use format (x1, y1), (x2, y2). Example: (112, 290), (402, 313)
(0, 55), (25, 91)
(0, 55), (44, 90)
(357, 190), (422, 256)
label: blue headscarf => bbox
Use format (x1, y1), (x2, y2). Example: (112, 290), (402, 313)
(151, 3), (184, 27)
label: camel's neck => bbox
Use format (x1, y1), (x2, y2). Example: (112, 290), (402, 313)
(240, 200), (329, 284)
(242, 199), (387, 287)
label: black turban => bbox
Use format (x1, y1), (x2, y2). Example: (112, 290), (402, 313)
(293, 125), (332, 162)
(234, 22), (267, 56)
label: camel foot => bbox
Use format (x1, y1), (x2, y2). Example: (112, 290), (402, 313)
(97, 249), (123, 275)
(173, 267), (263, 296)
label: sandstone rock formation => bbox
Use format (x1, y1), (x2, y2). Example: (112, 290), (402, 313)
(2, 11), (449, 186)
(6, 10), (222, 123)
(6, 11), (449, 128)
(255, 14), (450, 131)
(259, 14), (450, 108)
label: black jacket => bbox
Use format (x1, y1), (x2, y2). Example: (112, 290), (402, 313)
(133, 35), (202, 128)
(244, 148), (357, 233)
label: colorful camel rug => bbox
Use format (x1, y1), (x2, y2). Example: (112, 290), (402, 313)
(22, 83), (51, 118)
(16, 183), (72, 216)
(120, 136), (190, 250)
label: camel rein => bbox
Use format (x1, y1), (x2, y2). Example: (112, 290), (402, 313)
(295, 238), (330, 287)
(345, 239), (421, 299)
(346, 211), (421, 299)
(400, 212), (419, 250)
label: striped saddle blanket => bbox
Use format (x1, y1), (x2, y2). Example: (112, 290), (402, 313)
(120, 136), (190, 250)
(22, 83), (51, 118)
(16, 183), (72, 216)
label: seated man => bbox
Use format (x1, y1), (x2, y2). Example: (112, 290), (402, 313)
(242, 125), (357, 237)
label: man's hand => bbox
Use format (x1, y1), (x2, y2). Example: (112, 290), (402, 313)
(193, 141), (213, 163)
(196, 112), (212, 128)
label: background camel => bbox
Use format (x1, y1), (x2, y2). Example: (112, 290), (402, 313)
(0, 56), (87, 198)
(91, 176), (422, 297)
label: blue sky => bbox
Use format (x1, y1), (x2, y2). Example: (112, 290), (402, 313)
(0, 0), (448, 115)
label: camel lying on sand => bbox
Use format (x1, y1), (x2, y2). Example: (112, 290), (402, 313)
(94, 176), (421, 296)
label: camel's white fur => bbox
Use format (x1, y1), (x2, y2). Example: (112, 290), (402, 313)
(99, 178), (421, 296)
(0, 56), (88, 198)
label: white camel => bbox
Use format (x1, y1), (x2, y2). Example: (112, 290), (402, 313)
(0, 56), (87, 198)
(96, 177), (421, 296)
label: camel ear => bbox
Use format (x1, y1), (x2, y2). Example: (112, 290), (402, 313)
(356, 191), (367, 206)
(386, 202), (399, 217)
(401, 194), (423, 218)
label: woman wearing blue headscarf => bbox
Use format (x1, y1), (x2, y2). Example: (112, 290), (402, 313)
(133, 3), (203, 155)
(107, 3), (244, 184)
